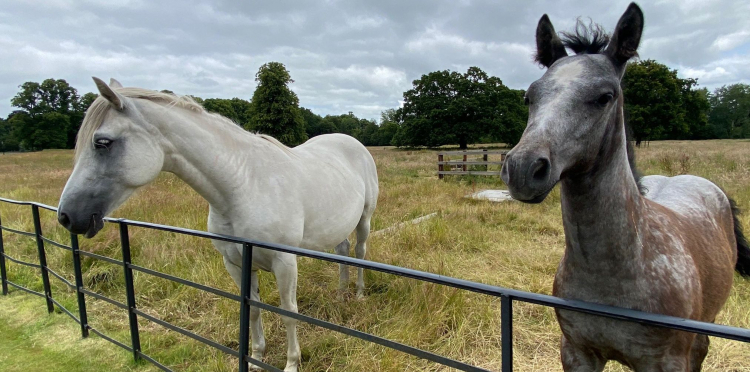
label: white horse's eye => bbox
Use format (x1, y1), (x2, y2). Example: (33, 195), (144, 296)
(94, 138), (113, 149)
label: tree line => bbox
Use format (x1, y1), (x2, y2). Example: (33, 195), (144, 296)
(622, 60), (750, 145)
(2, 59), (749, 153)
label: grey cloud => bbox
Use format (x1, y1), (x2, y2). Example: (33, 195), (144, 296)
(1, 0), (749, 121)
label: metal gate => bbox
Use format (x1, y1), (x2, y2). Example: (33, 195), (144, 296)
(1, 197), (749, 371)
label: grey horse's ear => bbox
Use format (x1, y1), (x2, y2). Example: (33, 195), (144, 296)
(535, 14), (568, 68)
(93, 77), (124, 111)
(606, 2), (644, 67)
(109, 78), (123, 88)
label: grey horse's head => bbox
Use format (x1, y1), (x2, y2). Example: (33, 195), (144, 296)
(57, 78), (165, 237)
(501, 3), (643, 203)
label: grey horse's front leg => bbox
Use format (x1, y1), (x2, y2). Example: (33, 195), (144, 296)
(560, 336), (606, 372)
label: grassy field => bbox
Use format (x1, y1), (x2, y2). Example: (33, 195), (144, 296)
(0, 140), (749, 371)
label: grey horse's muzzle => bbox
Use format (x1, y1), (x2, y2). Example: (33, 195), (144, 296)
(501, 149), (555, 203)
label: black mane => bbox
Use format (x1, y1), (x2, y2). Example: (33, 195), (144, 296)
(560, 19), (610, 55)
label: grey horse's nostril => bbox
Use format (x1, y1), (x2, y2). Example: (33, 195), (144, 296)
(58, 212), (71, 228)
(531, 158), (551, 181)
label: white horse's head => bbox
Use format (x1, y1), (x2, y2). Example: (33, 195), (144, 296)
(58, 77), (166, 237)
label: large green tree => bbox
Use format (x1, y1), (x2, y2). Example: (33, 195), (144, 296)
(202, 97), (253, 127)
(376, 108), (400, 146)
(393, 67), (526, 148)
(622, 60), (686, 145)
(248, 62), (307, 146)
(709, 83), (750, 139)
(0, 117), (19, 152)
(8, 78), (92, 151)
(682, 84), (712, 140)
(301, 107), (337, 138)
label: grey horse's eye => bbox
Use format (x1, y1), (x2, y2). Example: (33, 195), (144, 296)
(94, 138), (113, 149)
(596, 93), (614, 106)
(524, 96), (530, 106)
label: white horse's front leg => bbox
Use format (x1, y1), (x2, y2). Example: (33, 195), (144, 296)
(222, 256), (266, 369)
(272, 253), (301, 372)
(248, 270), (266, 364)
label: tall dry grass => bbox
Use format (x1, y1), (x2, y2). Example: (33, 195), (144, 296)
(0, 139), (748, 371)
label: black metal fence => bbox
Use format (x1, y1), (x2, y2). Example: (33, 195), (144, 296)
(1, 196), (749, 372)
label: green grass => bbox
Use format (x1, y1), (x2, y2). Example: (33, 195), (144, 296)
(0, 293), (157, 372)
(0, 140), (749, 371)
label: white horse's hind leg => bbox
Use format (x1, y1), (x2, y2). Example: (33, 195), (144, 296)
(272, 253), (301, 372)
(335, 239), (350, 300)
(355, 218), (370, 299)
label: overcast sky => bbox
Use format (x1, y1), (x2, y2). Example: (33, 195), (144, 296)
(1, 0), (749, 121)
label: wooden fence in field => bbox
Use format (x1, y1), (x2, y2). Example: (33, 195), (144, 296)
(437, 149), (508, 179)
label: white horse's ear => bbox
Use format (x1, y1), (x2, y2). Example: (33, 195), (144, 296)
(93, 77), (124, 111)
(109, 78), (123, 88)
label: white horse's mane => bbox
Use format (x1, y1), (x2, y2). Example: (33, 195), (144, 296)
(75, 87), (292, 160)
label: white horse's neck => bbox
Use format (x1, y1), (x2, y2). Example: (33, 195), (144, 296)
(559, 103), (644, 269)
(136, 100), (293, 214)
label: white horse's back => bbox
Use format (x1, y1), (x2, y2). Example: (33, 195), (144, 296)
(294, 133), (378, 193)
(641, 175), (729, 221)
(279, 133), (378, 250)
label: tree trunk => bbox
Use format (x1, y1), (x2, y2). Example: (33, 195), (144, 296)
(459, 141), (468, 150)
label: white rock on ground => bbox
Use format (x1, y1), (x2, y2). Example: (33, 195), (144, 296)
(465, 189), (515, 202)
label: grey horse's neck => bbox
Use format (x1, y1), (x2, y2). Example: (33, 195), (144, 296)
(559, 104), (644, 270)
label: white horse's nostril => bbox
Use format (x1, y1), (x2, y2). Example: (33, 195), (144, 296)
(58, 212), (71, 228)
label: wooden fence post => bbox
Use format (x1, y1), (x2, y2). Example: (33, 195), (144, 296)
(438, 153), (444, 180)
(462, 153), (467, 172)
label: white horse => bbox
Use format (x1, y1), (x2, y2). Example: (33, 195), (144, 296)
(57, 78), (379, 372)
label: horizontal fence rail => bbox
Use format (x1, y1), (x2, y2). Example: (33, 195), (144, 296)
(1, 196), (749, 372)
(437, 149), (508, 179)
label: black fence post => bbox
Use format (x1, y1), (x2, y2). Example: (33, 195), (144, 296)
(238, 242), (254, 372)
(0, 211), (8, 296)
(501, 294), (513, 372)
(0, 210), (8, 296)
(31, 205), (54, 313)
(70, 233), (89, 338)
(119, 222), (141, 361)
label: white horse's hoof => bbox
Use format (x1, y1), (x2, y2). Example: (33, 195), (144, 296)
(284, 363), (299, 372)
(355, 292), (365, 301)
(249, 352), (265, 370)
